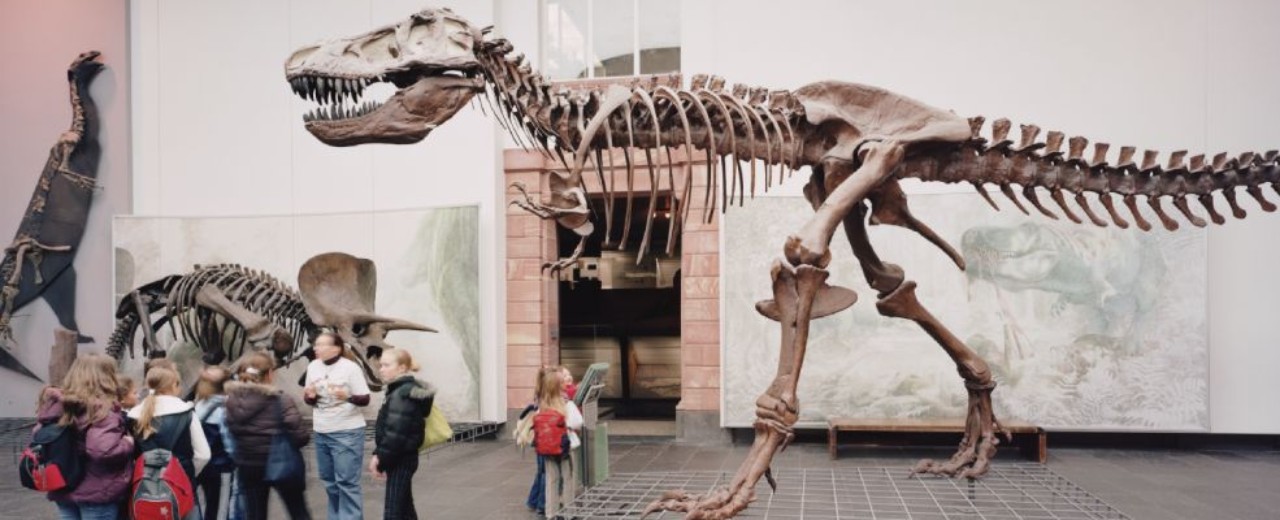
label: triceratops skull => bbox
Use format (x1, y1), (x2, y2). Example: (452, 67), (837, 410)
(297, 252), (435, 390)
(285, 7), (485, 146)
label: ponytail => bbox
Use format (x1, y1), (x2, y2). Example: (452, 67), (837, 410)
(134, 367), (179, 439)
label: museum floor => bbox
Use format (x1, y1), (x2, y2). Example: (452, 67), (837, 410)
(2, 431), (1278, 519)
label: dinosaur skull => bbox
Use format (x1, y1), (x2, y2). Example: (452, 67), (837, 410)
(297, 252), (435, 390)
(285, 7), (485, 146)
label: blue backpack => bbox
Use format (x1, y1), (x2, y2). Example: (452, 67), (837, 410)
(198, 403), (235, 472)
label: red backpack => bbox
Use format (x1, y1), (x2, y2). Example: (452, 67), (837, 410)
(532, 408), (569, 456)
(19, 421), (85, 492)
(130, 449), (195, 520)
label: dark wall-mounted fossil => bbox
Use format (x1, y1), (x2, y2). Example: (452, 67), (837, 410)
(0, 51), (105, 382)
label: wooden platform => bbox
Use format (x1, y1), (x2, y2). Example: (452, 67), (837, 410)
(827, 417), (1046, 463)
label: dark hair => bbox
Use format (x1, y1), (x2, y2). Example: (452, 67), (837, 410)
(233, 352), (276, 384)
(315, 331), (346, 349)
(196, 365), (230, 401)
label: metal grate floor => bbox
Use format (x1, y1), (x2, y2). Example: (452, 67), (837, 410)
(562, 464), (1129, 520)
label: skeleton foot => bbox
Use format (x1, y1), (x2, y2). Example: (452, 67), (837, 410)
(910, 384), (1009, 480)
(640, 484), (755, 520)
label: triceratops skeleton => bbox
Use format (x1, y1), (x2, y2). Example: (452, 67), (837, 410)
(109, 252), (434, 390)
(284, 7), (1279, 518)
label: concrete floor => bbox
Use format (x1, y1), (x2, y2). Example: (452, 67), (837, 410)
(2, 433), (1278, 519)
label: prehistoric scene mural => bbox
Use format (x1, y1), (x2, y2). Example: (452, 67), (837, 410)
(111, 206), (482, 421)
(724, 194), (1208, 431)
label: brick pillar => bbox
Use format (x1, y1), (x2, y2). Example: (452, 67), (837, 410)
(679, 160), (720, 413)
(503, 146), (724, 443)
(505, 150), (559, 409)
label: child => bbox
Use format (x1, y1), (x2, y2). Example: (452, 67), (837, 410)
(522, 369), (547, 515)
(194, 366), (237, 520)
(225, 352), (312, 520)
(129, 367), (211, 492)
(35, 353), (136, 519)
(536, 367), (584, 518)
(559, 365), (578, 402)
(369, 349), (436, 520)
(116, 375), (139, 410)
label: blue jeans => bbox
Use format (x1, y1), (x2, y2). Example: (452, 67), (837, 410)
(314, 428), (364, 520)
(526, 454), (546, 512)
(56, 501), (118, 520)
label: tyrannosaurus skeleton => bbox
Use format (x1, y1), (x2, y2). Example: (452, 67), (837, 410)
(109, 252), (434, 390)
(283, 7), (1278, 518)
(0, 51), (105, 381)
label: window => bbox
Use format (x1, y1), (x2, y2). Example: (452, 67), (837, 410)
(542, 0), (681, 80)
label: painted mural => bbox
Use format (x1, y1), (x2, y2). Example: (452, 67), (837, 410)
(723, 194), (1207, 430)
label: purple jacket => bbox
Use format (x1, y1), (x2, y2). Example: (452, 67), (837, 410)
(35, 388), (136, 504)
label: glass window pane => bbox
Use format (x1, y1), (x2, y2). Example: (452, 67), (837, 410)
(544, 0), (589, 79)
(591, 0), (635, 77)
(638, 0), (681, 74)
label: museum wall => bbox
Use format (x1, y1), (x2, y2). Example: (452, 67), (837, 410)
(0, 0), (130, 417)
(128, 0), (508, 422)
(683, 0), (1280, 433)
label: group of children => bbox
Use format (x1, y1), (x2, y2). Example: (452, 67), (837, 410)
(26, 333), (437, 520)
(521, 366), (583, 518)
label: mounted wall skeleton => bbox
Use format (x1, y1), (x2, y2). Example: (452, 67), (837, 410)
(109, 252), (435, 390)
(0, 51), (105, 382)
(285, 7), (1279, 519)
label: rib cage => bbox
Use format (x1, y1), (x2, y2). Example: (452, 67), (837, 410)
(481, 33), (1280, 263)
(478, 38), (806, 263)
(108, 264), (313, 364)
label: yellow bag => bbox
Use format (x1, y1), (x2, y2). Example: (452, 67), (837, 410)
(420, 404), (452, 451)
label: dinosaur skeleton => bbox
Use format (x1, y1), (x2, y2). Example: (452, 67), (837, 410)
(284, 7), (1279, 518)
(109, 252), (435, 390)
(0, 51), (105, 382)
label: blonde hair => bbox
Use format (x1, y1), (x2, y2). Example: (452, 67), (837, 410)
(234, 351), (275, 384)
(195, 365), (230, 401)
(134, 367), (180, 439)
(59, 354), (120, 426)
(384, 348), (420, 372)
(536, 367), (566, 414)
(144, 357), (176, 375)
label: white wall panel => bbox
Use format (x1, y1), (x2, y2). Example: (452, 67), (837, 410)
(1203, 1), (1280, 433)
(131, 0), (506, 421)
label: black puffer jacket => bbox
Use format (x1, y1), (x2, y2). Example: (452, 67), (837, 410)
(225, 381), (309, 468)
(373, 375), (436, 471)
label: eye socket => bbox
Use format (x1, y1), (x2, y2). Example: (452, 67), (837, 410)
(352, 323), (369, 337)
(359, 31), (398, 61)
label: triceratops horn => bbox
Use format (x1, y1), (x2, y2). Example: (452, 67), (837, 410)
(355, 313), (438, 333)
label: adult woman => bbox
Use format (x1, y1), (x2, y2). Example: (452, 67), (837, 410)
(225, 352), (311, 520)
(303, 331), (371, 520)
(34, 353), (136, 520)
(368, 349), (435, 520)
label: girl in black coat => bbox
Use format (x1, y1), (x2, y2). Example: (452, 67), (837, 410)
(369, 349), (436, 520)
